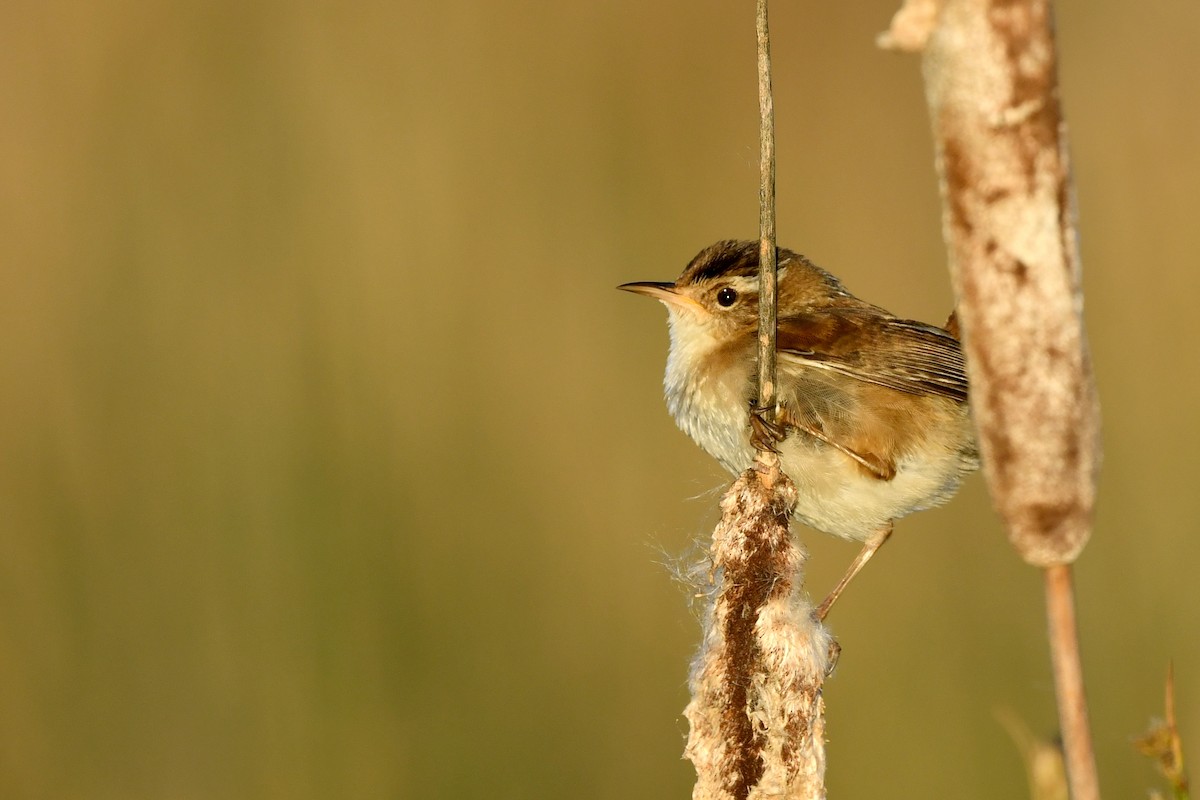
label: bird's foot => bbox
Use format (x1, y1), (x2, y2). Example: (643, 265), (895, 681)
(749, 403), (785, 453)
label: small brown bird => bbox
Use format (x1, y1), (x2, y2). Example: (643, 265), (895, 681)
(620, 240), (978, 618)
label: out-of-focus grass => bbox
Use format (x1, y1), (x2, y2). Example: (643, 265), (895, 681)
(0, 2), (1197, 798)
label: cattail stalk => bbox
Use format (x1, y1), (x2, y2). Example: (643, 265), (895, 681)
(683, 471), (831, 800)
(684, 2), (831, 798)
(882, 2), (1101, 798)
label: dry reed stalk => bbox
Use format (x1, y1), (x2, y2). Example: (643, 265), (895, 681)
(683, 2), (831, 797)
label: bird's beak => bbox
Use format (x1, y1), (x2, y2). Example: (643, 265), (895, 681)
(618, 281), (677, 300)
(617, 281), (704, 313)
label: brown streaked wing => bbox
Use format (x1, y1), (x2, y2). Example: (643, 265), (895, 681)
(775, 309), (969, 402)
(775, 405), (899, 481)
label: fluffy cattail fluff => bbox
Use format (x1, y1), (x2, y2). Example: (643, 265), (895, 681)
(684, 461), (832, 800)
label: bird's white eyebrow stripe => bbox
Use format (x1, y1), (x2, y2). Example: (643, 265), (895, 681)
(716, 267), (788, 294)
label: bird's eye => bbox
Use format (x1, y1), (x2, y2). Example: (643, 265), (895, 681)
(716, 287), (738, 308)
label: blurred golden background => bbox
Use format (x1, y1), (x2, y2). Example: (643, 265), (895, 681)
(1, 1), (1197, 798)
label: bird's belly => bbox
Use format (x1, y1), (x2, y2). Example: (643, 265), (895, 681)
(682, 410), (971, 541)
(779, 435), (971, 541)
(668, 379), (975, 541)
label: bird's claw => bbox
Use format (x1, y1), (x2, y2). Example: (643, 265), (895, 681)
(824, 638), (841, 677)
(749, 404), (785, 453)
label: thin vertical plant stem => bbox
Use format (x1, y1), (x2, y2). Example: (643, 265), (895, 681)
(755, 0), (779, 432)
(1045, 564), (1100, 800)
(684, 4), (829, 799)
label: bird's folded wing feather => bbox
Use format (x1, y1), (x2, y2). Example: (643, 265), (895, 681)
(775, 309), (968, 402)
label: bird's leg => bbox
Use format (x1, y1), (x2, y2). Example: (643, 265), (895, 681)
(814, 522), (893, 621)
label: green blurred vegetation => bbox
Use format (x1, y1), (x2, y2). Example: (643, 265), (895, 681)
(1, 1), (1197, 798)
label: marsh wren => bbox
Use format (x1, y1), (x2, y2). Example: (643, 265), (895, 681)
(620, 240), (978, 618)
